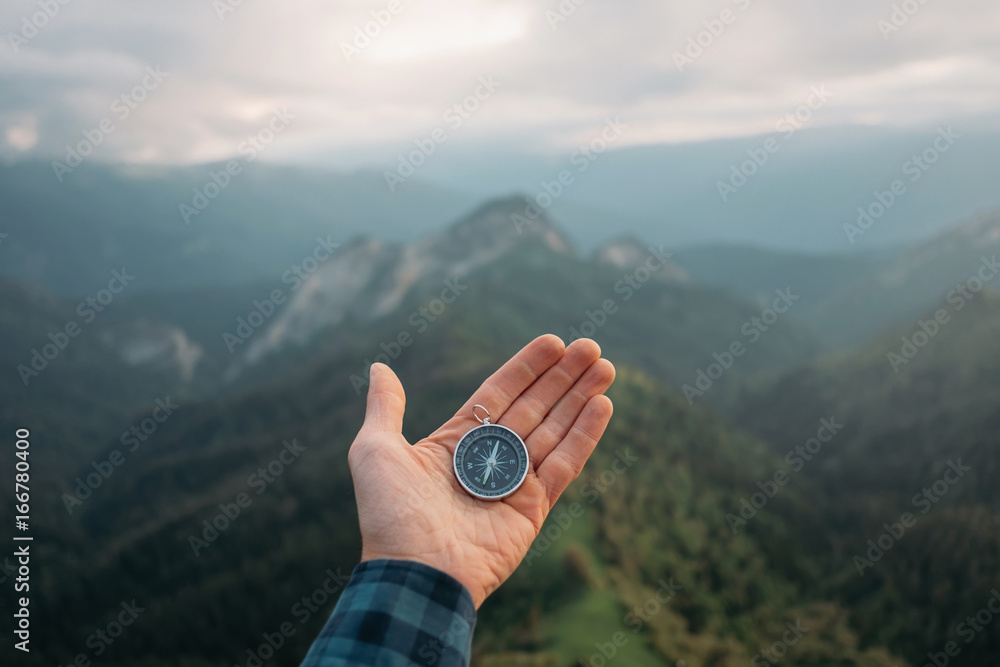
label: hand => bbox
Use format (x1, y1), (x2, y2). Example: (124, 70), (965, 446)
(348, 335), (616, 608)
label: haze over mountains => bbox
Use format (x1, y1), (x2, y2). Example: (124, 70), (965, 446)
(345, 123), (1000, 251)
(3, 123), (1000, 299)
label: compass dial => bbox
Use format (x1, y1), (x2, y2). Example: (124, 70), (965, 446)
(453, 424), (529, 500)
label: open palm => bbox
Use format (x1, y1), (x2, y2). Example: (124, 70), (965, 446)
(348, 335), (616, 608)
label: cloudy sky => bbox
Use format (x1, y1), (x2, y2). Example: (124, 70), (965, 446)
(2, 0), (999, 168)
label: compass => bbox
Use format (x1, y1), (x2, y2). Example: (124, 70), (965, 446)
(453, 405), (530, 500)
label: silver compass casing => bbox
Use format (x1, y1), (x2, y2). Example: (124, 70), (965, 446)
(452, 422), (530, 500)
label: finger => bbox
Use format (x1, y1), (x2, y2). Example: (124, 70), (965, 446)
(524, 358), (615, 465)
(536, 395), (614, 509)
(360, 363), (406, 435)
(454, 334), (565, 426)
(497, 338), (602, 440)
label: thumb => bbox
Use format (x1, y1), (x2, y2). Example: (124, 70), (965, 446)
(362, 363), (406, 435)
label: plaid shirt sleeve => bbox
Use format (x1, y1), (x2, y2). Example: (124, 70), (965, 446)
(299, 559), (477, 667)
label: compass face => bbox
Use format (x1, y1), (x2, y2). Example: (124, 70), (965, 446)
(453, 424), (529, 500)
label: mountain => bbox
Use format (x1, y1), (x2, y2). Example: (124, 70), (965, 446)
(0, 193), (823, 476)
(0, 278), (201, 469)
(9, 316), (904, 667)
(734, 293), (1000, 662)
(240, 196), (576, 365)
(402, 123), (1000, 252)
(229, 196), (821, 405)
(5, 191), (997, 665)
(671, 242), (893, 325)
(7, 121), (1000, 303)
(672, 208), (1000, 349)
(0, 160), (480, 296)
(0, 276), (213, 569)
(801, 207), (1000, 347)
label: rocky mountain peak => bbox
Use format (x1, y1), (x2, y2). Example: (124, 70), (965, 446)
(443, 195), (576, 257)
(240, 196), (575, 367)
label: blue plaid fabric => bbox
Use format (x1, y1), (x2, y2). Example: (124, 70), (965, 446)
(300, 559), (477, 667)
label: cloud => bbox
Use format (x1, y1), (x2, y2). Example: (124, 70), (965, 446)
(1, 0), (999, 165)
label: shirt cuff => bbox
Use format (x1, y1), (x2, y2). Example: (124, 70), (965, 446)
(300, 559), (477, 667)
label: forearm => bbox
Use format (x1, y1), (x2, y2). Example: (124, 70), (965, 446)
(300, 559), (477, 667)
